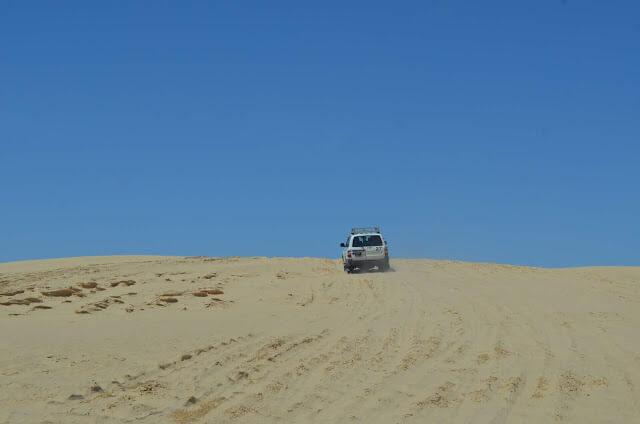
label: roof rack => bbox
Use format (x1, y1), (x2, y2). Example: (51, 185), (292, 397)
(351, 227), (380, 234)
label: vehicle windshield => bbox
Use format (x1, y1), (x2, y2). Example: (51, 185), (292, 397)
(352, 235), (383, 247)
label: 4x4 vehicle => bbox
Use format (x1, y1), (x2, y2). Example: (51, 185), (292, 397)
(340, 227), (390, 273)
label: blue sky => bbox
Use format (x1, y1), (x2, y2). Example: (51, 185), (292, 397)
(2, 1), (639, 266)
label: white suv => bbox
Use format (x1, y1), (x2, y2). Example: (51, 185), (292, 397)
(340, 227), (390, 273)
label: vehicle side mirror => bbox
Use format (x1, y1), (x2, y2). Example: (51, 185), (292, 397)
(340, 243), (346, 247)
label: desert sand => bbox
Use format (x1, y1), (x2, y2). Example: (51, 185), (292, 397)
(0, 256), (639, 423)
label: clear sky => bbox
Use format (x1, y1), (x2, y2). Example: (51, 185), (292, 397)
(2, 1), (639, 266)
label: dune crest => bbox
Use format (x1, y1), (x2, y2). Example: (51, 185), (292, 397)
(0, 256), (639, 423)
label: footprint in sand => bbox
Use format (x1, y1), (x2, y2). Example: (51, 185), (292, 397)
(476, 345), (513, 364)
(0, 290), (25, 297)
(205, 298), (228, 308)
(557, 371), (584, 393)
(1, 297), (42, 306)
(531, 377), (549, 398)
(110, 280), (136, 288)
(75, 297), (127, 314)
(497, 376), (522, 395)
(200, 289), (224, 295)
(416, 382), (461, 409)
(42, 288), (78, 297)
(160, 297), (178, 303)
(477, 354), (490, 364)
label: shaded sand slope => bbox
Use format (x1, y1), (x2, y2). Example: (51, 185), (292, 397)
(1, 256), (639, 423)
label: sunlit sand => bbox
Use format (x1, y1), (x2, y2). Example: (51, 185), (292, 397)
(1, 256), (639, 423)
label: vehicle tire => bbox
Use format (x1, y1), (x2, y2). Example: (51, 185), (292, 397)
(379, 259), (390, 272)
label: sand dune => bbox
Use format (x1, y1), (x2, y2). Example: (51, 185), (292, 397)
(1, 256), (639, 423)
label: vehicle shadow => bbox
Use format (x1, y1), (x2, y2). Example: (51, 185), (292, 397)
(351, 266), (396, 274)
